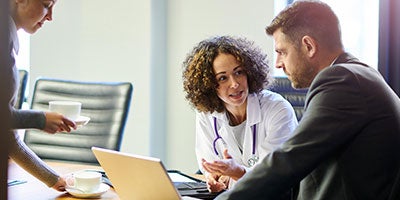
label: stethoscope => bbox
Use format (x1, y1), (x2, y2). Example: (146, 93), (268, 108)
(212, 117), (259, 167)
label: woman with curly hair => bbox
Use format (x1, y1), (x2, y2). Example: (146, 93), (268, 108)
(182, 35), (298, 193)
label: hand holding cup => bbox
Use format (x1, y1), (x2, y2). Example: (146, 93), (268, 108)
(66, 171), (102, 194)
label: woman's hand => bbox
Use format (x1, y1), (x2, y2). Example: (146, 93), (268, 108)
(43, 112), (77, 133)
(51, 176), (67, 192)
(204, 173), (229, 193)
(202, 149), (246, 181)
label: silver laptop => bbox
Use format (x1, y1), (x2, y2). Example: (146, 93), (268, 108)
(91, 147), (216, 200)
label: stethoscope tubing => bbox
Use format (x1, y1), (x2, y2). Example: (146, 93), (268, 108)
(212, 117), (256, 156)
(213, 117), (222, 155)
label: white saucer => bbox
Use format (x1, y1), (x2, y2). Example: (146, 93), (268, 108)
(66, 183), (110, 198)
(75, 116), (90, 126)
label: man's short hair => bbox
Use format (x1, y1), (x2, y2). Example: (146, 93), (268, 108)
(266, 0), (343, 50)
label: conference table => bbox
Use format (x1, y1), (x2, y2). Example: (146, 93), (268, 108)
(8, 159), (119, 200)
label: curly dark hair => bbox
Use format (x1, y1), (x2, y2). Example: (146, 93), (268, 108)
(182, 35), (272, 113)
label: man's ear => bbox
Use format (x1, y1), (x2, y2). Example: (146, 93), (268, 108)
(301, 36), (317, 57)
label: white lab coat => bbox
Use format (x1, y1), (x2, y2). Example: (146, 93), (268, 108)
(195, 90), (298, 187)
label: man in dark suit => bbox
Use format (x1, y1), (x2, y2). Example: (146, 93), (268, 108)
(215, 1), (400, 199)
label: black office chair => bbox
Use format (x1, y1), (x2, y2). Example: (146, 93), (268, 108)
(24, 78), (133, 164)
(15, 69), (28, 109)
(269, 77), (308, 121)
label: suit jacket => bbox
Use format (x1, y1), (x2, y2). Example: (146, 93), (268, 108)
(215, 53), (400, 200)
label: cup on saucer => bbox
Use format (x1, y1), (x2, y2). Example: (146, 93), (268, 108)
(66, 171), (102, 194)
(49, 101), (81, 121)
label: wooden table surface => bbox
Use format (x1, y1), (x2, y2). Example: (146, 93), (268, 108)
(8, 160), (119, 200)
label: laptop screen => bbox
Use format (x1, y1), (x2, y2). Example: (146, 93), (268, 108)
(91, 146), (221, 200)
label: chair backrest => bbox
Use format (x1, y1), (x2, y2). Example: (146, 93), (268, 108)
(15, 69), (28, 109)
(269, 77), (308, 121)
(24, 78), (133, 164)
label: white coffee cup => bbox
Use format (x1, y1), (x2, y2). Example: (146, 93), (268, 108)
(49, 101), (81, 121)
(67, 171), (102, 193)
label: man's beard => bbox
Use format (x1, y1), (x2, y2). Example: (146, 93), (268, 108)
(290, 57), (317, 89)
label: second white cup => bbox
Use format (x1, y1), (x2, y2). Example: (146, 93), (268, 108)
(49, 101), (81, 120)
(67, 171), (102, 193)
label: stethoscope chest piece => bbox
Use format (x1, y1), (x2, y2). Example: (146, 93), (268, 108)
(247, 155), (259, 167)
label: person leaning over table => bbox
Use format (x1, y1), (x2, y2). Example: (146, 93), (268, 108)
(7, 0), (77, 191)
(215, 1), (400, 200)
(182, 35), (298, 194)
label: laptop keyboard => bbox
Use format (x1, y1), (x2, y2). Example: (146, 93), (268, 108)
(174, 182), (208, 190)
